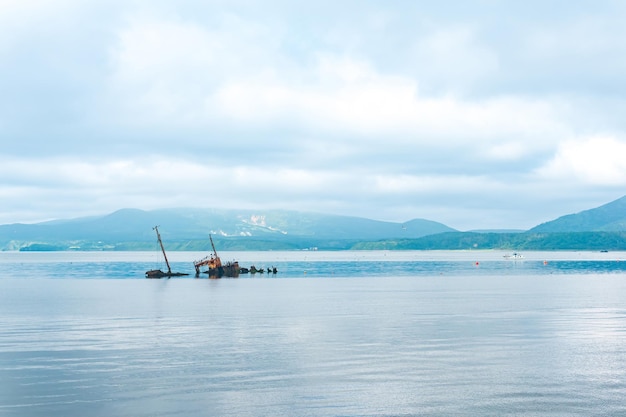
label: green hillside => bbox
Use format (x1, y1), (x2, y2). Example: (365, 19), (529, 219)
(353, 231), (626, 251)
(530, 196), (626, 232)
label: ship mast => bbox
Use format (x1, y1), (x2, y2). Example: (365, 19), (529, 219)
(209, 233), (218, 259)
(153, 226), (172, 274)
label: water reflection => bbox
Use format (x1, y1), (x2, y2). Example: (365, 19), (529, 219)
(1, 253), (626, 416)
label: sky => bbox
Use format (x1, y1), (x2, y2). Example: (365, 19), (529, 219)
(2, 0), (626, 230)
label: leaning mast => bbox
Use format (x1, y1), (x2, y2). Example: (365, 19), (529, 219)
(209, 234), (218, 259)
(153, 226), (172, 274)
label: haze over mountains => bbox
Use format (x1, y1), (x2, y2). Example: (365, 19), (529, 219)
(0, 208), (455, 251)
(2, 195), (626, 251)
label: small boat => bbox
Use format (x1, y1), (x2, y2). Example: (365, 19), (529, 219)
(193, 234), (240, 278)
(503, 252), (524, 260)
(145, 226), (189, 278)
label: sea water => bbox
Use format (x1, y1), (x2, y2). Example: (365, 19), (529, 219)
(1, 251), (626, 416)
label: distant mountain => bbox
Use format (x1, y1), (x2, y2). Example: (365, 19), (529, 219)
(0, 208), (456, 251)
(529, 195), (626, 233)
(292, 193), (626, 250)
(5, 195), (626, 251)
(356, 195), (626, 251)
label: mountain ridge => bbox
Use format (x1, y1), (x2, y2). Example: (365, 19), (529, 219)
(0, 207), (455, 251)
(529, 195), (626, 233)
(3, 195), (626, 251)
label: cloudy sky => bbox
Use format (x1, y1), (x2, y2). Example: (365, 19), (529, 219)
(2, 0), (626, 230)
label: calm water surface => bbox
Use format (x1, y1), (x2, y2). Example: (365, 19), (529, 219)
(1, 251), (626, 416)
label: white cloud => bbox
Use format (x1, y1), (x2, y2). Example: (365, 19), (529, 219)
(212, 54), (564, 148)
(0, 154), (518, 227)
(535, 135), (626, 185)
(371, 174), (491, 194)
(106, 12), (282, 126)
(107, 18), (218, 124)
(2, 1), (626, 229)
(485, 141), (530, 161)
(104, 14), (566, 159)
(408, 25), (500, 93)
